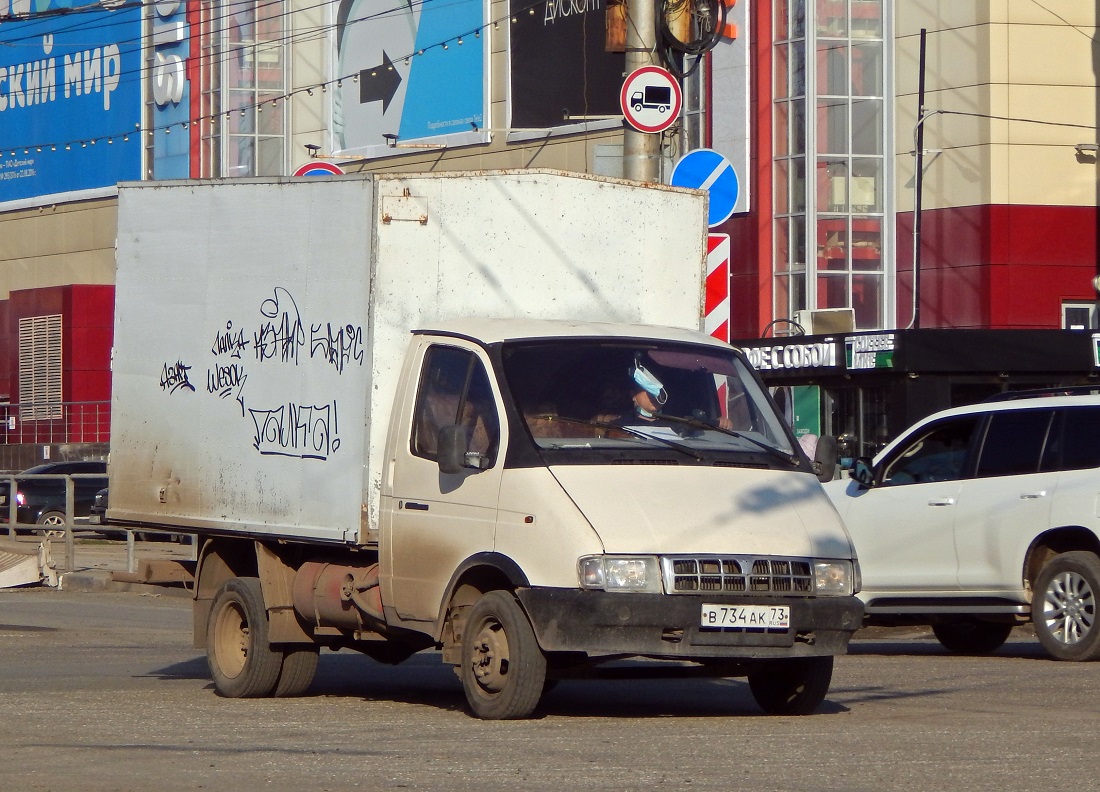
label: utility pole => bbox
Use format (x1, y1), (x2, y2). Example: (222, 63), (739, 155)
(623, 0), (660, 182)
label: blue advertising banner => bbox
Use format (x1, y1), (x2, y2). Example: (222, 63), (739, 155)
(0, 0), (143, 204)
(334, 0), (488, 157)
(149, 0), (191, 179)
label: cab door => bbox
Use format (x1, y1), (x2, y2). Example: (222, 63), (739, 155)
(381, 341), (506, 626)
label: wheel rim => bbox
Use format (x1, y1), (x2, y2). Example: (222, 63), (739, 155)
(1041, 570), (1096, 646)
(41, 514), (64, 527)
(469, 616), (510, 695)
(213, 600), (250, 679)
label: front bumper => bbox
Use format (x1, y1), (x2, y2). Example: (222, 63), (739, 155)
(517, 589), (864, 660)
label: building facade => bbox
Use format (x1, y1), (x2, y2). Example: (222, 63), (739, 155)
(0, 0), (1097, 460)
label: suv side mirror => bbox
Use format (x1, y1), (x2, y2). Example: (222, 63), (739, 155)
(813, 435), (838, 483)
(850, 457), (876, 487)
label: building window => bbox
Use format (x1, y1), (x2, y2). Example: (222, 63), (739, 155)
(681, 63), (708, 155)
(773, 0), (891, 332)
(18, 315), (62, 421)
(1062, 301), (1098, 330)
(200, 0), (288, 177)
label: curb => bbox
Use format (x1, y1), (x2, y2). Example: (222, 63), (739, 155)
(58, 569), (193, 598)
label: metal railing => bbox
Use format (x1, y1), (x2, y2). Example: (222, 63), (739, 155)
(0, 401), (110, 445)
(1, 473), (106, 570)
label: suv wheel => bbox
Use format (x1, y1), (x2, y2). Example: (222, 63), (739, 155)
(1033, 551), (1100, 661)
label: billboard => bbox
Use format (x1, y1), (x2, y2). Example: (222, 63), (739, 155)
(509, 0), (622, 128)
(149, 0), (191, 179)
(334, 0), (489, 156)
(0, 0), (143, 204)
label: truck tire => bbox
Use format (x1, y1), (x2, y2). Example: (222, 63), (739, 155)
(274, 647), (319, 697)
(1033, 551), (1100, 661)
(931, 620), (1012, 655)
(207, 577), (284, 697)
(460, 590), (547, 719)
(747, 656), (833, 716)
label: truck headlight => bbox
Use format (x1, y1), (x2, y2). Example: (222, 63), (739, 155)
(578, 556), (662, 593)
(814, 560), (855, 596)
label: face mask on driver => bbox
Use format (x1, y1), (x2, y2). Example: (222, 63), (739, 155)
(632, 363), (668, 405)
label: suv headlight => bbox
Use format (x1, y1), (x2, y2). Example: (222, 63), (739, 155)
(578, 556), (662, 593)
(814, 560), (855, 596)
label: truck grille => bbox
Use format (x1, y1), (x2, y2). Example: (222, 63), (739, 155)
(662, 556), (814, 596)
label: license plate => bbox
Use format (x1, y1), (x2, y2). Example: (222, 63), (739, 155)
(88, 515), (101, 524)
(701, 604), (790, 630)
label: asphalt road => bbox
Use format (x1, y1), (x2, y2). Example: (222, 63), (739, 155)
(0, 588), (1097, 792)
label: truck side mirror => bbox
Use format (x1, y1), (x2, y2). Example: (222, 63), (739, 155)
(813, 435), (838, 483)
(850, 457), (876, 488)
(437, 425), (468, 475)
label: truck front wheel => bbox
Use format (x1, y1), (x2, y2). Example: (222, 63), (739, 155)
(460, 590), (547, 719)
(207, 577), (284, 698)
(747, 656), (833, 716)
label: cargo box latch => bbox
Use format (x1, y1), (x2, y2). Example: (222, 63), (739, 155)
(381, 189), (429, 225)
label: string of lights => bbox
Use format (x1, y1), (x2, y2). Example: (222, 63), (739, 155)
(0, 0), (470, 95)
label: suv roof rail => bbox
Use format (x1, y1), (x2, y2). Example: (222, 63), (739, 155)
(983, 385), (1100, 402)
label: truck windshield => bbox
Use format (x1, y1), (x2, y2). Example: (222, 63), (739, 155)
(500, 339), (795, 462)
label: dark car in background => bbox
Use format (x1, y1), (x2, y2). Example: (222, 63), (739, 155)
(0, 460), (108, 528)
(88, 487), (109, 526)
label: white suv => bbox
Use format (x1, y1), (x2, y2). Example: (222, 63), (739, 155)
(824, 392), (1100, 660)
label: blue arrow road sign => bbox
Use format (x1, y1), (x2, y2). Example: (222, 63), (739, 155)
(670, 149), (740, 227)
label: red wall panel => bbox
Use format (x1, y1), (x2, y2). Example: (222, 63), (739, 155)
(896, 204), (1098, 329)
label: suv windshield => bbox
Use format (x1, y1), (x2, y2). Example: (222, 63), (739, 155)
(500, 339), (795, 463)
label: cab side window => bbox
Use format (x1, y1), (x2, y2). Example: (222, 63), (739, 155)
(881, 418), (978, 486)
(975, 409), (1051, 478)
(411, 346), (500, 464)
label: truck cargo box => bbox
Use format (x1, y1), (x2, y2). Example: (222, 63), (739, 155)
(108, 170), (707, 544)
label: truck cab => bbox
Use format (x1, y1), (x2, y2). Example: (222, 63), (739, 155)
(371, 320), (862, 717)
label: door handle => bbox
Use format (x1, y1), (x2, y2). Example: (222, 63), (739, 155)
(928, 498), (956, 506)
(401, 501), (429, 511)
(1019, 491), (1047, 500)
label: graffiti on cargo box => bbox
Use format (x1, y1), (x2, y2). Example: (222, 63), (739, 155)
(207, 362), (247, 403)
(211, 322), (250, 359)
(159, 287), (364, 460)
(254, 288), (306, 365)
(160, 360), (196, 394)
(248, 400), (341, 460)
(310, 323), (364, 374)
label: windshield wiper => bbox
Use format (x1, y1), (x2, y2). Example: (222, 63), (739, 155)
(653, 414), (799, 467)
(529, 415), (704, 461)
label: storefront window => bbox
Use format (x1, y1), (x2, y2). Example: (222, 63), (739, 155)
(773, 0), (891, 333)
(827, 385), (889, 465)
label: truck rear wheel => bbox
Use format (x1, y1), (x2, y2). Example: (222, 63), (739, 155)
(460, 590), (547, 719)
(207, 577), (284, 698)
(747, 656), (833, 716)
(274, 647), (319, 697)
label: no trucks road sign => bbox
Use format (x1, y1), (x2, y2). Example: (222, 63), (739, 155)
(620, 66), (682, 134)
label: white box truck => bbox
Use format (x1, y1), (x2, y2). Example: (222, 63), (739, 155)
(109, 170), (862, 718)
